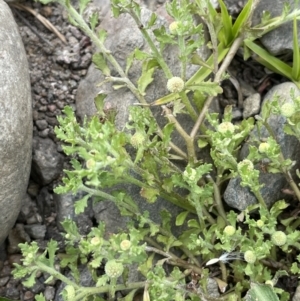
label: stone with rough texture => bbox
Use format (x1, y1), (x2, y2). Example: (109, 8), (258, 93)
(243, 93), (261, 118)
(224, 82), (300, 210)
(54, 191), (93, 233)
(252, 0), (300, 55)
(31, 137), (64, 185)
(0, 1), (32, 244)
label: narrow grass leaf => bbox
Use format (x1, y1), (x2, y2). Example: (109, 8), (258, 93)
(186, 43), (229, 85)
(292, 18), (300, 80)
(207, 0), (218, 19)
(232, 0), (252, 39)
(218, 0), (233, 46)
(244, 40), (292, 78)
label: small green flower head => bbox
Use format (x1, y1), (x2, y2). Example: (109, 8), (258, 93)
(281, 103), (296, 118)
(224, 225), (236, 236)
(169, 21), (179, 34)
(167, 77), (185, 93)
(258, 142), (270, 153)
(256, 219), (264, 228)
(120, 239), (131, 251)
(271, 231), (287, 246)
(23, 252), (35, 266)
(86, 159), (96, 169)
(183, 167), (197, 181)
(238, 159), (254, 172)
(217, 122), (235, 134)
(130, 132), (145, 148)
(244, 250), (256, 263)
(105, 260), (124, 278)
(90, 237), (101, 246)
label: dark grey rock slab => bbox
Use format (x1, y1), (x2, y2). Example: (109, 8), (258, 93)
(31, 137), (64, 185)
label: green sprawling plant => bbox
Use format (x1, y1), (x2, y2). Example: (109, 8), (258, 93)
(12, 0), (300, 300)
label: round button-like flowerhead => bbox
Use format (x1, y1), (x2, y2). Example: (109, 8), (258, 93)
(90, 237), (101, 246)
(169, 21), (179, 34)
(271, 231), (287, 246)
(130, 132), (145, 148)
(224, 225), (236, 236)
(86, 159), (96, 169)
(256, 220), (264, 228)
(105, 260), (124, 278)
(258, 142), (270, 153)
(244, 250), (256, 263)
(217, 122), (235, 134)
(120, 239), (131, 251)
(281, 103), (296, 118)
(167, 77), (185, 93)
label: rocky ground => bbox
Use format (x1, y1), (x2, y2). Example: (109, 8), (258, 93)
(0, 1), (290, 300)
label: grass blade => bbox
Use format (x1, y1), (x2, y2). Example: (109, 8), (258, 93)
(292, 18), (300, 80)
(244, 39), (292, 78)
(186, 43), (229, 85)
(232, 0), (253, 39)
(218, 0), (233, 46)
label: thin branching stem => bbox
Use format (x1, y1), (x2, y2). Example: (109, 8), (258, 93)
(190, 36), (243, 139)
(206, 175), (227, 223)
(162, 105), (196, 162)
(145, 228), (201, 267)
(179, 91), (198, 121)
(128, 8), (173, 79)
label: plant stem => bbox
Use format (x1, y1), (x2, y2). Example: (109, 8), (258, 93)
(252, 9), (300, 37)
(202, 206), (216, 225)
(202, 9), (218, 75)
(125, 175), (196, 212)
(80, 185), (141, 215)
(145, 245), (203, 274)
(252, 189), (267, 209)
(36, 261), (80, 289)
(206, 175), (227, 223)
(219, 262), (227, 282)
(128, 8), (173, 79)
(190, 36), (243, 139)
(162, 105), (196, 163)
(145, 226), (201, 267)
(285, 170), (300, 201)
(290, 218), (300, 230)
(179, 91), (198, 121)
(74, 281), (147, 301)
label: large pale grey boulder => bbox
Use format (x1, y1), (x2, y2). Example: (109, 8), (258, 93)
(0, 1), (32, 244)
